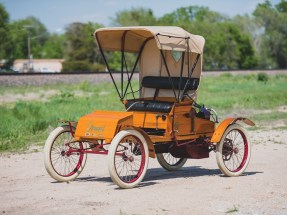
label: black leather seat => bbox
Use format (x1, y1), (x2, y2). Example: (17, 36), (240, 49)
(125, 99), (173, 113)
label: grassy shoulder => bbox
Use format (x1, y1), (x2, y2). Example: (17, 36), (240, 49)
(0, 73), (286, 151)
(197, 73), (287, 111)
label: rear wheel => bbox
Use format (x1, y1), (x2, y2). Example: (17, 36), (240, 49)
(216, 124), (251, 177)
(44, 125), (87, 182)
(156, 153), (187, 171)
(108, 130), (149, 189)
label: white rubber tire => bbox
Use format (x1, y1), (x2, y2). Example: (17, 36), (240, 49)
(216, 123), (251, 177)
(108, 130), (149, 189)
(44, 125), (87, 182)
(156, 153), (187, 171)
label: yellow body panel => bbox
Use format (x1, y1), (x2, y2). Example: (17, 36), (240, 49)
(211, 117), (255, 143)
(74, 111), (133, 143)
(133, 112), (167, 130)
(195, 118), (215, 134)
(172, 104), (215, 138)
(172, 105), (193, 135)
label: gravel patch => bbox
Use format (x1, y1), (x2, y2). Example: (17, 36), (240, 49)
(0, 70), (286, 86)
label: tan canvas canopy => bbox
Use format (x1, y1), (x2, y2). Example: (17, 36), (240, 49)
(94, 26), (205, 54)
(94, 26), (205, 100)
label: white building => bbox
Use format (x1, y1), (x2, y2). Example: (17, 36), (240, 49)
(13, 59), (64, 73)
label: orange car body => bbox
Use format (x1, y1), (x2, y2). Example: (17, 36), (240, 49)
(74, 99), (217, 157)
(74, 100), (254, 159)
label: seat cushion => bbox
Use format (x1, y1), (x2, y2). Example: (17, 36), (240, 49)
(125, 99), (173, 113)
(142, 76), (199, 91)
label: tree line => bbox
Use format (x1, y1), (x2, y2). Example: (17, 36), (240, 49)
(0, 0), (286, 72)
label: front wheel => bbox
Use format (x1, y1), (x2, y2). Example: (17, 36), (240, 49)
(156, 153), (187, 171)
(108, 130), (149, 189)
(44, 125), (87, 182)
(216, 123), (251, 177)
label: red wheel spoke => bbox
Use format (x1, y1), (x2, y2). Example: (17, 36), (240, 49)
(50, 131), (84, 177)
(222, 129), (248, 172)
(113, 135), (145, 183)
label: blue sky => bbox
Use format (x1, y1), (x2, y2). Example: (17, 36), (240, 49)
(1, 0), (281, 33)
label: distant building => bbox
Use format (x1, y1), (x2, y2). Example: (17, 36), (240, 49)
(13, 59), (64, 73)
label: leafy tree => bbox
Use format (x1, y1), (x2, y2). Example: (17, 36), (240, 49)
(9, 16), (49, 59)
(41, 34), (65, 59)
(63, 22), (105, 72)
(0, 3), (13, 67)
(233, 15), (262, 53)
(159, 6), (257, 69)
(276, 0), (287, 12)
(158, 6), (226, 28)
(254, 0), (287, 68)
(112, 7), (157, 26)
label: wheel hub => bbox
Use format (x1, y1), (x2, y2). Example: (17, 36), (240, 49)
(122, 153), (129, 161)
(122, 154), (134, 162)
(233, 147), (239, 154)
(132, 143), (142, 156)
(222, 138), (233, 161)
(61, 150), (72, 157)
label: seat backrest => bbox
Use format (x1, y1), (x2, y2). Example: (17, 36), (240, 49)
(142, 76), (199, 91)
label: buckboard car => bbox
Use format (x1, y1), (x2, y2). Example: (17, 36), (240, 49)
(44, 26), (255, 188)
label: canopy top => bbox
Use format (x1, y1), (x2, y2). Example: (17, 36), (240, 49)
(94, 26), (205, 54)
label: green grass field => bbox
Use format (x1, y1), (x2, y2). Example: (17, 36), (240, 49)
(197, 73), (287, 110)
(0, 73), (286, 151)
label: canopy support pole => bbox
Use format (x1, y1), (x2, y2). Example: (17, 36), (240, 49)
(179, 54), (200, 101)
(179, 38), (190, 101)
(121, 32), (127, 97)
(178, 52), (185, 101)
(121, 30), (135, 99)
(95, 34), (122, 100)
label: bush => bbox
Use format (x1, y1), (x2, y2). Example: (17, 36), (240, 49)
(257, 72), (269, 83)
(220, 72), (232, 78)
(79, 81), (91, 91)
(62, 60), (91, 72)
(243, 74), (256, 80)
(62, 60), (106, 72)
(59, 90), (74, 99)
(90, 63), (106, 72)
(275, 74), (287, 79)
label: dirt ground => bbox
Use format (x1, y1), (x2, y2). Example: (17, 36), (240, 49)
(0, 129), (286, 215)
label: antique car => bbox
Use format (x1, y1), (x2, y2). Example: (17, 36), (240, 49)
(44, 26), (255, 188)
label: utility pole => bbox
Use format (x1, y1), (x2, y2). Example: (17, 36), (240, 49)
(23, 25), (34, 72)
(27, 31), (32, 71)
